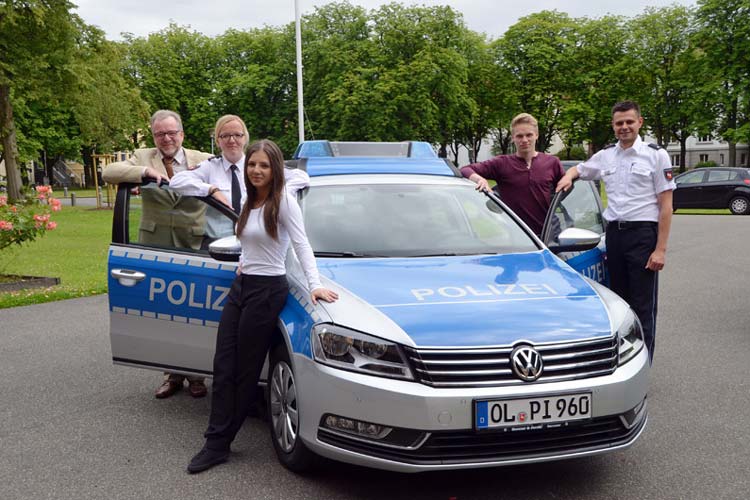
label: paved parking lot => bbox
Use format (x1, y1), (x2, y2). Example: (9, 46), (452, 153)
(0, 214), (748, 500)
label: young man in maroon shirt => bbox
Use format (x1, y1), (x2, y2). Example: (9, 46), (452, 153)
(460, 113), (564, 235)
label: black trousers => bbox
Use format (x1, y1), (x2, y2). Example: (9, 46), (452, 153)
(605, 222), (658, 362)
(204, 274), (289, 451)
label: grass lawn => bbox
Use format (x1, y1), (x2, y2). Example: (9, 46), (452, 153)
(0, 206), (112, 309)
(674, 208), (731, 215)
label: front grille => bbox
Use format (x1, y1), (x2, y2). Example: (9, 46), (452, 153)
(318, 415), (644, 465)
(405, 337), (618, 387)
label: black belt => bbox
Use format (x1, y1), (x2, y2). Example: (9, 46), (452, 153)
(608, 220), (657, 230)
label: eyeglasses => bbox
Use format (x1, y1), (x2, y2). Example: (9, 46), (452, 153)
(153, 130), (181, 139)
(218, 133), (245, 141)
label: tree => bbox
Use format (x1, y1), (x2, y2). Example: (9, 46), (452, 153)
(123, 25), (219, 152)
(0, 0), (78, 201)
(301, 1), (375, 144)
(626, 5), (715, 171)
(559, 16), (632, 155)
(214, 27), (299, 154)
(451, 34), (516, 165)
(694, 0), (750, 166)
(496, 11), (579, 152)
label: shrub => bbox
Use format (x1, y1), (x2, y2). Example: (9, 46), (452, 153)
(556, 146), (588, 161)
(0, 186), (62, 251)
(695, 161), (718, 168)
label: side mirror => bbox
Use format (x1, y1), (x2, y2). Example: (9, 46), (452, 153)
(208, 236), (241, 262)
(547, 227), (601, 254)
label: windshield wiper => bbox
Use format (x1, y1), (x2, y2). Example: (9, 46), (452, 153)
(412, 252), (468, 257)
(314, 251), (366, 257)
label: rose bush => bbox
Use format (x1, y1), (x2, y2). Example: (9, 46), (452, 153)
(0, 186), (62, 250)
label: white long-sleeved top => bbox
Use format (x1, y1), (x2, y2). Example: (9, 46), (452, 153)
(169, 155), (310, 238)
(238, 189), (322, 291)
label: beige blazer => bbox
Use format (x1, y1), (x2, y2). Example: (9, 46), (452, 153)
(104, 148), (213, 250)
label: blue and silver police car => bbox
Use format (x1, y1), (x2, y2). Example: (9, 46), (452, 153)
(107, 141), (648, 473)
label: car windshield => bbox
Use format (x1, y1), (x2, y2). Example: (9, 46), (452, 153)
(302, 183), (539, 257)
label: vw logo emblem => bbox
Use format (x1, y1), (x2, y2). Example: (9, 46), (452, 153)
(511, 345), (543, 382)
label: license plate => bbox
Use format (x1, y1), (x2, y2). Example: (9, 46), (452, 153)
(475, 393), (592, 430)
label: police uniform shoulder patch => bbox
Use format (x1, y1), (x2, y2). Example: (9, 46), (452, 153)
(188, 156), (218, 170)
(603, 143), (616, 150)
(648, 143), (662, 150)
(663, 168), (673, 181)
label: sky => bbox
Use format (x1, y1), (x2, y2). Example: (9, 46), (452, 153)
(74, 0), (696, 42)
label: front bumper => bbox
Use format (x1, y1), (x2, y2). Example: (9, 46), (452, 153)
(293, 347), (649, 473)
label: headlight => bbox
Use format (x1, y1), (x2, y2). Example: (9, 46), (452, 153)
(312, 324), (414, 380)
(617, 309), (644, 365)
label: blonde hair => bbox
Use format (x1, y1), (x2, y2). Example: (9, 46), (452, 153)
(213, 114), (250, 148)
(510, 113), (538, 133)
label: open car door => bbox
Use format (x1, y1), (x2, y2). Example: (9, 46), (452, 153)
(107, 181), (238, 376)
(541, 180), (608, 285)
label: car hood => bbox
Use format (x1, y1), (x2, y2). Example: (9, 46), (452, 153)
(317, 251), (612, 348)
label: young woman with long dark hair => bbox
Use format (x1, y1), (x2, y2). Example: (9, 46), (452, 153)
(187, 139), (338, 473)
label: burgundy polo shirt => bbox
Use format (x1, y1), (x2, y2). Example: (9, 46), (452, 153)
(460, 153), (564, 235)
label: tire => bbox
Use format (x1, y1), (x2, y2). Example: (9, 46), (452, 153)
(267, 344), (315, 472)
(729, 196), (749, 215)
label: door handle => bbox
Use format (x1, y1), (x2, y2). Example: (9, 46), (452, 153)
(111, 268), (146, 287)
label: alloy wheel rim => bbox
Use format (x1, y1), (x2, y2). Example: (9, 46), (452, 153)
(270, 361), (299, 453)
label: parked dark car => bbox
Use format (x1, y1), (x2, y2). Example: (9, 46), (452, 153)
(672, 167), (750, 215)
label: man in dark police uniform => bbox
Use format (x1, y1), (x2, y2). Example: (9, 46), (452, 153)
(556, 100), (676, 363)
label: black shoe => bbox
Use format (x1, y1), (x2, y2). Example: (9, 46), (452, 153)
(187, 446), (229, 474)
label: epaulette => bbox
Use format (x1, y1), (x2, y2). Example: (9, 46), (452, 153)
(187, 156), (219, 170)
(648, 143), (662, 150)
(603, 143), (616, 149)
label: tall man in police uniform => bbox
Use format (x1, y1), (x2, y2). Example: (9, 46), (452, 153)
(103, 109), (212, 398)
(556, 101), (675, 363)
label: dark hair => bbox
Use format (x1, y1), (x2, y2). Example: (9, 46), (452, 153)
(612, 100), (641, 117)
(235, 140), (286, 240)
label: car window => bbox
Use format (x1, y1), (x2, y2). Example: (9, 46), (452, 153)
(128, 184), (234, 253)
(707, 170), (732, 182)
(302, 183), (538, 257)
(676, 171), (705, 185)
(548, 182), (604, 240)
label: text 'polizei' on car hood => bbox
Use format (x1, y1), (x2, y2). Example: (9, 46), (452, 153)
(316, 251), (612, 348)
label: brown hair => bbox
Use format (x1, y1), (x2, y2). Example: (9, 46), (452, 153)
(235, 139), (286, 240)
(612, 100), (641, 117)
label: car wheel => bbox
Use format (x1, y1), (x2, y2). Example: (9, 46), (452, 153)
(267, 344), (315, 472)
(729, 196), (749, 215)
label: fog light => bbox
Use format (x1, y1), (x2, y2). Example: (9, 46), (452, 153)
(620, 397), (648, 429)
(323, 414), (392, 440)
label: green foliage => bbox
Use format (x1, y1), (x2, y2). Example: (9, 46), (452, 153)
(0, 206), (110, 308)
(0, 186), (61, 250)
(214, 27), (299, 153)
(560, 15), (631, 153)
(3, 0), (750, 188)
(694, 0), (750, 161)
(496, 11), (578, 152)
(556, 146), (588, 161)
(123, 24), (219, 152)
(695, 161), (719, 168)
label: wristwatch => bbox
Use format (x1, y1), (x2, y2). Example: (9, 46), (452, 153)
(208, 186), (219, 196)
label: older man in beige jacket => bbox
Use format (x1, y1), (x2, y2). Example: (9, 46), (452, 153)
(103, 109), (211, 399)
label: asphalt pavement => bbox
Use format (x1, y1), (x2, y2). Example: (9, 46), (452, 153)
(0, 214), (748, 500)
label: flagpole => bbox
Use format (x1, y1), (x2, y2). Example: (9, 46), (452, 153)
(295, 0), (305, 143)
